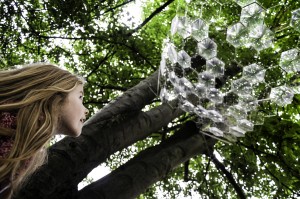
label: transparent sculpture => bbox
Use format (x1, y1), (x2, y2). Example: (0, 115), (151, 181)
(178, 50), (191, 69)
(207, 88), (223, 104)
(206, 57), (225, 77)
(166, 43), (178, 64)
(270, 86), (294, 106)
(239, 95), (258, 111)
(194, 83), (207, 97)
(235, 0), (256, 7)
(228, 104), (248, 119)
(180, 100), (195, 112)
(231, 77), (253, 96)
(160, 84), (177, 102)
(226, 22), (248, 48)
(191, 19), (209, 42)
(160, 58), (167, 77)
(238, 119), (254, 131)
(229, 126), (246, 137)
(197, 38), (218, 60)
(171, 15), (191, 39)
(279, 48), (300, 73)
(240, 2), (265, 28)
(248, 110), (264, 125)
(194, 105), (209, 117)
(290, 8), (300, 32)
(250, 28), (274, 51)
(198, 71), (215, 88)
(207, 109), (224, 122)
(248, 24), (266, 39)
(243, 63), (266, 84)
(206, 127), (224, 137)
(224, 114), (238, 126)
(174, 77), (194, 99)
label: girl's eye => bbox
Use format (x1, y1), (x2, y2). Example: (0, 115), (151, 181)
(79, 95), (83, 100)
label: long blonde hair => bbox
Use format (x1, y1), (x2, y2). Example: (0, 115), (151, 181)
(0, 63), (84, 198)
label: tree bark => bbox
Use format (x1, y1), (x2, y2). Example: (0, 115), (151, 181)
(78, 122), (215, 199)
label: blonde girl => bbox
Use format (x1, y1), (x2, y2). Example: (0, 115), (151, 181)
(0, 63), (88, 199)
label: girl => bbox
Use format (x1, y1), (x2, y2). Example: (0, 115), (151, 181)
(0, 63), (89, 199)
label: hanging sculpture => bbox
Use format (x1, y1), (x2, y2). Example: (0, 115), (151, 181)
(159, 0), (300, 142)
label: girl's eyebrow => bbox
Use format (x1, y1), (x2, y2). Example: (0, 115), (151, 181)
(80, 91), (84, 95)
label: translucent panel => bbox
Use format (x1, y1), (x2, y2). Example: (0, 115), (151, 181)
(270, 86), (294, 106)
(207, 88), (223, 104)
(197, 38), (218, 60)
(229, 126), (246, 137)
(177, 50), (191, 69)
(212, 122), (229, 133)
(194, 83), (207, 97)
(194, 105), (209, 117)
(226, 22), (248, 48)
(224, 114), (238, 126)
(160, 86), (177, 102)
(206, 57), (225, 77)
(166, 43), (178, 64)
(248, 110), (264, 125)
(170, 15), (191, 39)
(238, 119), (254, 132)
(207, 109), (223, 122)
(160, 58), (167, 77)
(235, 0), (256, 7)
(240, 3), (265, 27)
(198, 71), (215, 88)
(174, 78), (194, 99)
(243, 63), (266, 84)
(279, 48), (300, 73)
(290, 8), (300, 32)
(169, 71), (180, 84)
(228, 104), (248, 119)
(231, 77), (253, 95)
(292, 86), (300, 94)
(250, 28), (274, 51)
(248, 24), (266, 39)
(191, 19), (209, 42)
(207, 127), (224, 137)
(239, 95), (258, 111)
(180, 100), (195, 112)
(224, 133), (237, 142)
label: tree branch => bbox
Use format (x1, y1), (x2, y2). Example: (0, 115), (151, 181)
(210, 155), (246, 199)
(128, 0), (175, 36)
(78, 121), (216, 199)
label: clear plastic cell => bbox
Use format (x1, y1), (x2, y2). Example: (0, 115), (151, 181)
(240, 3), (265, 28)
(191, 19), (209, 42)
(177, 50), (191, 69)
(243, 63), (266, 84)
(206, 57), (225, 77)
(231, 77), (253, 96)
(279, 48), (300, 73)
(197, 38), (218, 60)
(290, 8), (300, 32)
(270, 86), (294, 106)
(226, 22), (248, 47)
(235, 0), (256, 7)
(171, 15), (191, 38)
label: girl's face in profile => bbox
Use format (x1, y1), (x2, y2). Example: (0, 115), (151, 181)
(58, 84), (88, 137)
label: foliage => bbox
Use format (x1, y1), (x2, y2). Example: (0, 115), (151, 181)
(1, 0), (300, 198)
